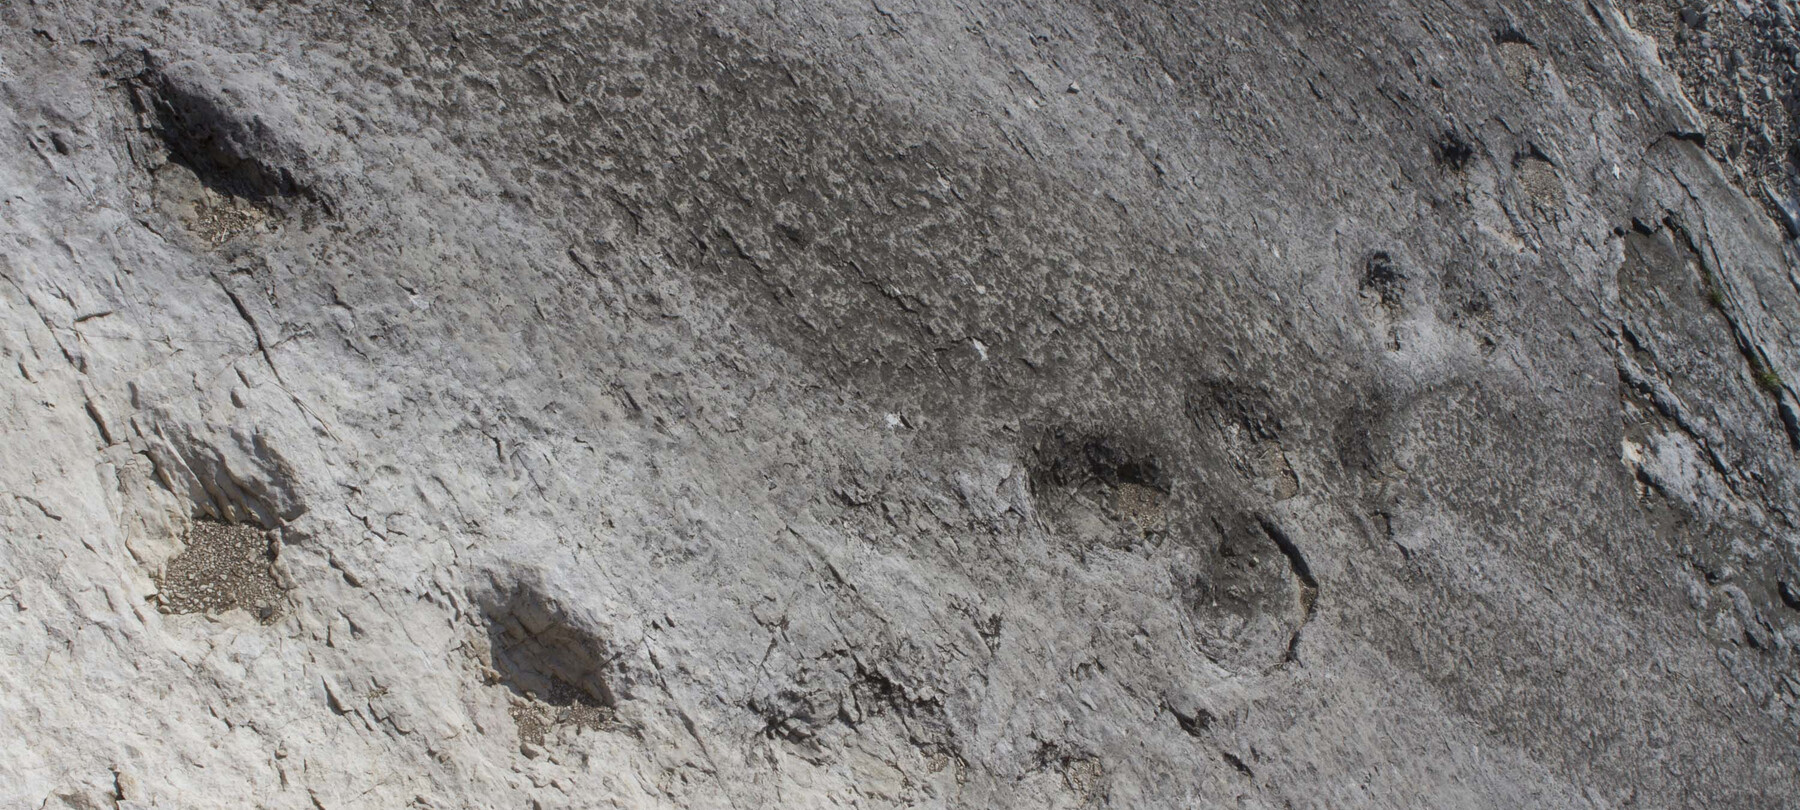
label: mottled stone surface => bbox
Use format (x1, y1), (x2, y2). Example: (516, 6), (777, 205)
(2, 0), (1799, 807)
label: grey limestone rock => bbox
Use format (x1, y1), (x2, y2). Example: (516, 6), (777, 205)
(2, 0), (1800, 807)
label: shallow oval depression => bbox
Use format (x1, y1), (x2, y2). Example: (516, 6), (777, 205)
(479, 583), (623, 747)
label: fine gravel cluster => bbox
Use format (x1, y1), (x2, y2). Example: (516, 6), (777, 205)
(3, 0), (1800, 807)
(153, 520), (283, 621)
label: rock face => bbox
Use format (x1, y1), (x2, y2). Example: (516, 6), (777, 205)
(2, 0), (1799, 806)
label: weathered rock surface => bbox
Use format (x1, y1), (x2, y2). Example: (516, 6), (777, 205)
(2, 0), (1799, 807)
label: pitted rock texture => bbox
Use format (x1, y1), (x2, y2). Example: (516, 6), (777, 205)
(3, 0), (1800, 808)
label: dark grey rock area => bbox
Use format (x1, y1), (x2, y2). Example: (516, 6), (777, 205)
(2, 0), (1799, 807)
